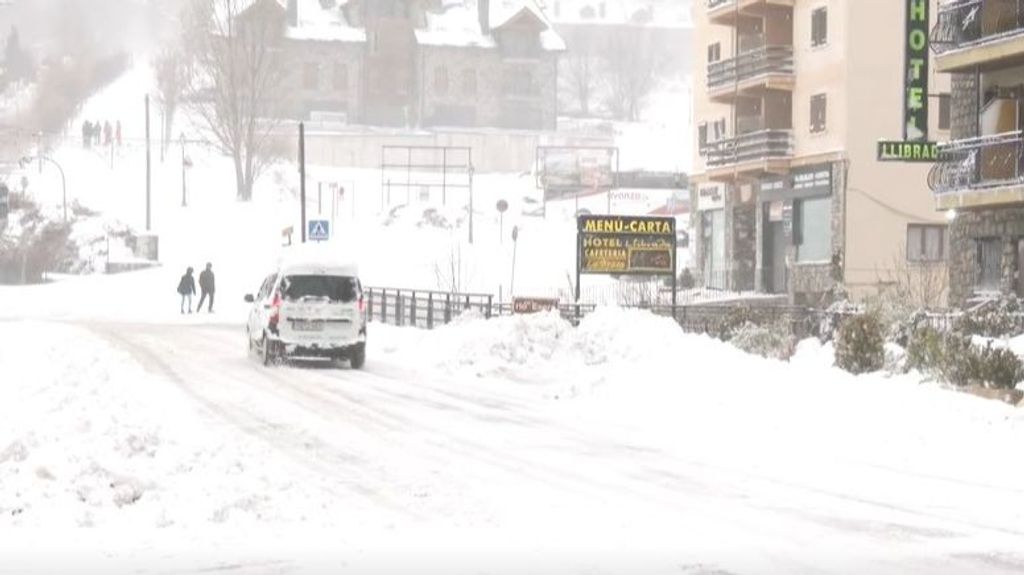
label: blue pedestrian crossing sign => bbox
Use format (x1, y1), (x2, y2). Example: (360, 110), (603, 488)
(308, 219), (330, 242)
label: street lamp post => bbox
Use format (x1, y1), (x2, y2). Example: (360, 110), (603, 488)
(23, 155), (66, 223)
(180, 133), (188, 207)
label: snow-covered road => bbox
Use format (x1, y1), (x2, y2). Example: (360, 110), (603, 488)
(4, 316), (1023, 574)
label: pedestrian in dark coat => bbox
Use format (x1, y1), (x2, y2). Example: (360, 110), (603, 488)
(197, 262), (216, 313)
(177, 267), (196, 314)
(115, 120), (122, 146)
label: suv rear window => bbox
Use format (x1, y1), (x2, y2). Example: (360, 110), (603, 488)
(280, 275), (359, 303)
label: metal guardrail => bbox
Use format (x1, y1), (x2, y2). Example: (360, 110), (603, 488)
(705, 129), (794, 168)
(365, 287), (494, 329)
(928, 130), (1024, 194)
(707, 46), (794, 91)
(931, 0), (1024, 54)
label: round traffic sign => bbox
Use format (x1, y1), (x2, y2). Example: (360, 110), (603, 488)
(496, 199), (509, 213)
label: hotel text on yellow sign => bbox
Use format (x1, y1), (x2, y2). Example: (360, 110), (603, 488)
(578, 215), (676, 275)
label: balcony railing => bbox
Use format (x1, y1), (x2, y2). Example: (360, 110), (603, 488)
(928, 131), (1024, 193)
(705, 129), (793, 168)
(708, 0), (734, 10)
(931, 0), (1024, 54)
(708, 46), (794, 92)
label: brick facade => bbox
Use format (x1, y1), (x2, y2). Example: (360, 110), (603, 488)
(948, 207), (1024, 306)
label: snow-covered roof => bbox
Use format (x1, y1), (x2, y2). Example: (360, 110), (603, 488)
(417, 2), (496, 48)
(489, 0), (553, 30)
(418, 0), (565, 51)
(545, 0), (693, 29)
(286, 0), (366, 43)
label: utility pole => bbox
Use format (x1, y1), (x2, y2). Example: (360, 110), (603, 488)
(468, 166), (474, 245)
(180, 133), (187, 207)
(299, 121), (306, 243)
(145, 94), (151, 231)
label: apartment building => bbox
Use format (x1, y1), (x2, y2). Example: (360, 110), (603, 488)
(691, 0), (949, 305)
(930, 0), (1024, 305)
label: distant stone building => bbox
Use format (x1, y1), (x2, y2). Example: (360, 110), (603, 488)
(237, 0), (565, 130)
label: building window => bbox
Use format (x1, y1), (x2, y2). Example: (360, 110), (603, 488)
(907, 224), (947, 262)
(795, 196), (831, 262)
(333, 63), (348, 91)
(462, 69), (477, 96)
(698, 122), (708, 153)
(810, 93), (827, 133)
(303, 62), (319, 90)
(976, 238), (1002, 292)
(504, 66), (535, 96)
(707, 42), (721, 63)
(712, 117), (726, 140)
(435, 66), (449, 95)
(811, 7), (828, 47)
(938, 94), (951, 131)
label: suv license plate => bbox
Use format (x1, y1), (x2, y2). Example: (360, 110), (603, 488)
(293, 320), (324, 332)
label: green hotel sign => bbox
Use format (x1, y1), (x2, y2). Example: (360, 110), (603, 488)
(877, 140), (938, 162)
(904, 0), (929, 140)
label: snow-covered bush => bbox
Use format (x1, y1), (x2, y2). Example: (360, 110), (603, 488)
(954, 295), (1024, 338)
(729, 321), (796, 360)
(834, 313), (885, 374)
(714, 305), (757, 341)
(937, 332), (978, 387)
(904, 325), (944, 377)
(976, 343), (1024, 390)
(818, 299), (863, 343)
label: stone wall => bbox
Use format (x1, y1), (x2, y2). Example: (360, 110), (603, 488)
(282, 40), (364, 121)
(948, 206), (1024, 306)
(732, 202), (756, 291)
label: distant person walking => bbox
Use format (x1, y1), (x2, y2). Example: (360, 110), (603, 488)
(82, 121), (92, 148)
(115, 120), (122, 146)
(93, 120), (101, 146)
(197, 262), (216, 313)
(103, 121), (112, 146)
(177, 267), (196, 314)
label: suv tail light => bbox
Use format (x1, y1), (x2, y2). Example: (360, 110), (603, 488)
(268, 291), (282, 332)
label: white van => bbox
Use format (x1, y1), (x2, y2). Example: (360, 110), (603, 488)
(245, 258), (367, 368)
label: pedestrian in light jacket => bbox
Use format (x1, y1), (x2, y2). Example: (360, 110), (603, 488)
(177, 267), (196, 314)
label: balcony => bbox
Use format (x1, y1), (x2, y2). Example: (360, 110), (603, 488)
(707, 45), (794, 99)
(932, 0), (1024, 72)
(704, 129), (793, 178)
(707, 0), (795, 25)
(928, 131), (1024, 208)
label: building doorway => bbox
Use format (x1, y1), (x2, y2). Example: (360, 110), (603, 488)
(763, 202), (787, 293)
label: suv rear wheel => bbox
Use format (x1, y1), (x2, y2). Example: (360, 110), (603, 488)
(349, 343), (366, 370)
(261, 331), (277, 367)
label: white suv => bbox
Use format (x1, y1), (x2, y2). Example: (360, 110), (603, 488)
(245, 259), (367, 368)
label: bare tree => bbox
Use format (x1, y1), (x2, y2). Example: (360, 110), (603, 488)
(876, 251), (950, 310)
(559, 33), (600, 117)
(601, 29), (662, 122)
(154, 40), (188, 152)
(183, 0), (287, 201)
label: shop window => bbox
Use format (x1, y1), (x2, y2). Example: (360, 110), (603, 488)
(795, 196), (831, 262)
